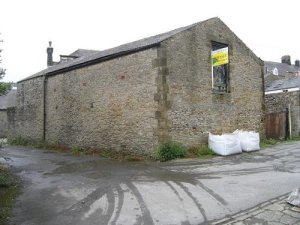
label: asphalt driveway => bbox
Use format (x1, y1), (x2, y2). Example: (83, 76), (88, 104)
(1, 142), (300, 225)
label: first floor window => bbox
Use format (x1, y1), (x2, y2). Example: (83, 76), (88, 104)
(211, 42), (229, 93)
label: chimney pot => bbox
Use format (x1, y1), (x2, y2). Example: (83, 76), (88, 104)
(47, 41), (53, 67)
(281, 55), (291, 65)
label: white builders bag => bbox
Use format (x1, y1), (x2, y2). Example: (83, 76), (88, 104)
(234, 130), (260, 152)
(208, 133), (242, 156)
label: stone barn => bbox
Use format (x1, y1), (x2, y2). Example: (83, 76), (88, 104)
(11, 17), (265, 155)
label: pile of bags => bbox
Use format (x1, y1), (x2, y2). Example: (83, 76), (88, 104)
(208, 130), (260, 156)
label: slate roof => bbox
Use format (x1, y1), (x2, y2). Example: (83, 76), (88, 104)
(20, 17), (261, 83)
(264, 61), (300, 76)
(69, 49), (101, 58)
(0, 84), (17, 109)
(19, 18), (215, 82)
(265, 76), (300, 92)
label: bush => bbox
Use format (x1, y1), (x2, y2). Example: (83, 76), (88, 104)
(155, 141), (187, 162)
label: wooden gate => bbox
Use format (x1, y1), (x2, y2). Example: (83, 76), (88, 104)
(265, 111), (287, 140)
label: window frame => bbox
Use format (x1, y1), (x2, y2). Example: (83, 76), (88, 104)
(211, 41), (230, 94)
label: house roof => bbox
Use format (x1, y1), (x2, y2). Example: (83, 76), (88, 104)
(69, 49), (101, 58)
(19, 17), (261, 82)
(264, 61), (300, 76)
(0, 84), (17, 110)
(265, 76), (300, 92)
(19, 18), (216, 82)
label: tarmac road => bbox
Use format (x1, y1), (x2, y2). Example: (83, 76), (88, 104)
(1, 141), (300, 225)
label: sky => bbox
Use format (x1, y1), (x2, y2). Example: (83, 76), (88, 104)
(1, 0), (300, 82)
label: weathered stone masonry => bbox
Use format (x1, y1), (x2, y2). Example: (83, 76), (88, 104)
(265, 91), (300, 136)
(45, 49), (159, 155)
(153, 46), (171, 144)
(162, 19), (265, 146)
(14, 77), (44, 140)
(10, 18), (265, 155)
(0, 110), (8, 138)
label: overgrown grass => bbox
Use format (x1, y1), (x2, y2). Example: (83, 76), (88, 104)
(155, 141), (187, 162)
(8, 137), (70, 152)
(71, 146), (84, 155)
(284, 135), (300, 142)
(260, 135), (300, 149)
(9, 135), (300, 162)
(260, 138), (277, 149)
(7, 136), (30, 146)
(7, 137), (150, 161)
(188, 145), (216, 159)
(0, 165), (21, 225)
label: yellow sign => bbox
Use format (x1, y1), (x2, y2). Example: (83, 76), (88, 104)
(211, 47), (228, 67)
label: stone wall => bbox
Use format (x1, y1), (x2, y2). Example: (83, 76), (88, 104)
(0, 110), (8, 138)
(10, 77), (44, 140)
(161, 18), (264, 146)
(12, 18), (265, 154)
(45, 48), (159, 155)
(265, 91), (300, 136)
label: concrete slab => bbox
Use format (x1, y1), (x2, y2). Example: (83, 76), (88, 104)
(1, 141), (300, 225)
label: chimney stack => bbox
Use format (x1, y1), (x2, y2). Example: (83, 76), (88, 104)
(281, 55), (291, 65)
(295, 60), (300, 68)
(47, 41), (53, 67)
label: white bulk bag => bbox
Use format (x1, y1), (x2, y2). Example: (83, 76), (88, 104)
(208, 133), (242, 156)
(234, 130), (260, 152)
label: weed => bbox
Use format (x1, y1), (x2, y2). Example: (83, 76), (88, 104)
(155, 140), (187, 162)
(285, 135), (300, 142)
(260, 138), (277, 148)
(0, 165), (21, 225)
(7, 136), (30, 146)
(188, 145), (216, 159)
(71, 146), (84, 155)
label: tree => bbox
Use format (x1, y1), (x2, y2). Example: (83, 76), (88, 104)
(0, 34), (11, 96)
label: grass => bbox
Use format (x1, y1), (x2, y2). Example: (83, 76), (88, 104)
(8, 137), (151, 161)
(8, 135), (300, 162)
(94, 148), (151, 161)
(0, 165), (21, 225)
(7, 137), (70, 152)
(7, 136), (29, 146)
(188, 145), (216, 159)
(260, 138), (278, 149)
(284, 135), (300, 142)
(260, 135), (300, 149)
(71, 146), (84, 155)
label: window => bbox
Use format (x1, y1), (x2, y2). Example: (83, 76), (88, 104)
(211, 42), (229, 93)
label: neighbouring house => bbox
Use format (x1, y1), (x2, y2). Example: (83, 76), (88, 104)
(0, 84), (17, 138)
(265, 56), (300, 85)
(10, 17), (265, 155)
(265, 56), (300, 139)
